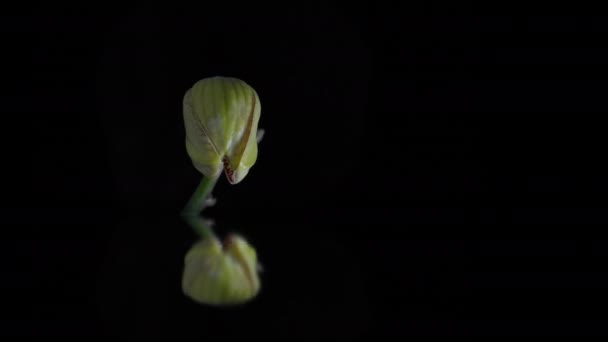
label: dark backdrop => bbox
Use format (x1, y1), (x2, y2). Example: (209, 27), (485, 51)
(21, 0), (608, 338)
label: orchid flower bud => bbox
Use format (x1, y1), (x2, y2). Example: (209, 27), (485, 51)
(183, 76), (261, 184)
(181, 234), (261, 306)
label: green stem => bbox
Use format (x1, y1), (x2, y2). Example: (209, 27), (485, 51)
(181, 176), (219, 216)
(181, 175), (220, 239)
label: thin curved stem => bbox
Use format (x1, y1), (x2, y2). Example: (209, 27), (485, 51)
(181, 175), (220, 239)
(181, 176), (219, 216)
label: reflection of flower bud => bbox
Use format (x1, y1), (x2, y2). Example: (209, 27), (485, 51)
(183, 76), (261, 184)
(181, 234), (261, 306)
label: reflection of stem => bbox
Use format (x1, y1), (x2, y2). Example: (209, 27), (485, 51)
(183, 215), (214, 239)
(181, 175), (219, 239)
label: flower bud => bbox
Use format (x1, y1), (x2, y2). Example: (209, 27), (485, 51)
(183, 76), (261, 184)
(181, 234), (261, 306)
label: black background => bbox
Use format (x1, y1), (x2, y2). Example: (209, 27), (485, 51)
(18, 0), (608, 338)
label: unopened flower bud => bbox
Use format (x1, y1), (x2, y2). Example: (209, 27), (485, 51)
(183, 76), (261, 184)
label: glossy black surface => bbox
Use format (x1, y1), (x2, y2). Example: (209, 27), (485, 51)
(22, 0), (608, 338)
